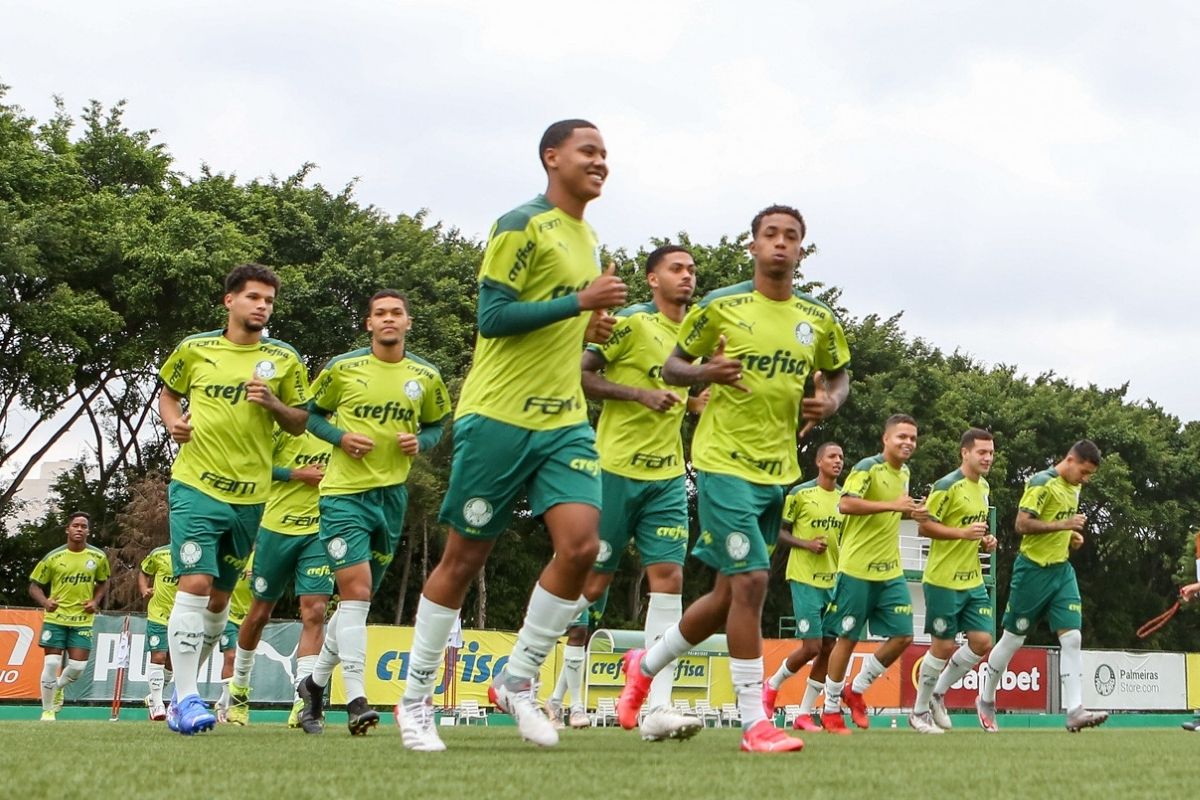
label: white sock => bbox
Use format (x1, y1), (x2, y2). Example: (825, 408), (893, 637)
(730, 657), (766, 727)
(1059, 629), (1083, 711)
(338, 600), (370, 701)
(642, 625), (694, 676)
(850, 654), (885, 694)
(768, 660), (796, 691)
(294, 654), (317, 692)
(164, 669), (173, 695)
(914, 654), (947, 713)
(147, 663), (166, 705)
(40, 654), (61, 710)
(934, 644), (983, 696)
(982, 631), (1025, 703)
(506, 583), (579, 681)
(645, 593), (682, 709)
(403, 596), (459, 701)
(311, 609), (341, 688)
(168, 591), (208, 698)
(799, 677), (823, 714)
(823, 677), (845, 714)
(56, 658), (87, 689)
(198, 605), (228, 673)
(562, 645), (586, 710)
(232, 645), (255, 687)
(218, 679), (230, 708)
(550, 659), (570, 704)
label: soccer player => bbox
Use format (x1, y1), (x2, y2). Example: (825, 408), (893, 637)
(552, 245), (706, 741)
(976, 440), (1107, 733)
(296, 289), (452, 736)
(157, 263), (310, 735)
(820, 414), (926, 735)
(763, 441), (845, 732)
(225, 426), (333, 730)
(139, 541), (179, 721)
(396, 119), (628, 752)
(909, 428), (997, 733)
(28, 512), (110, 721)
(216, 556), (253, 723)
(617, 204), (851, 753)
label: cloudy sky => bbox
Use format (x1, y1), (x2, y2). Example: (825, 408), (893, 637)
(3, 1), (1199, 467)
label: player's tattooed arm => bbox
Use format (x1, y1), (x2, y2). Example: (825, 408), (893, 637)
(1014, 510), (1086, 536)
(581, 350), (680, 411)
(662, 337), (748, 393)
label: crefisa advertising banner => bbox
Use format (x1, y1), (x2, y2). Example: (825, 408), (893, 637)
(1081, 650), (1187, 711)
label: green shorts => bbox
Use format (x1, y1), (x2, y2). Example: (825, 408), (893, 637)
(788, 581), (834, 640)
(168, 480), (262, 592)
(827, 573), (914, 641)
(145, 620), (169, 653)
(571, 587), (610, 630)
(1002, 555), (1082, 634)
(439, 415), (601, 539)
(38, 622), (93, 651)
(923, 582), (994, 639)
(319, 485), (407, 594)
(220, 620), (241, 651)
(691, 471), (784, 575)
(251, 528), (334, 601)
(595, 471), (687, 572)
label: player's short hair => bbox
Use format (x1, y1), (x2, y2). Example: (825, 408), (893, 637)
(1069, 439), (1102, 465)
(645, 245), (692, 275)
(750, 204), (807, 240)
(815, 441), (842, 459)
(368, 289), (409, 314)
(884, 413), (918, 432)
(538, 119), (598, 170)
(225, 263), (280, 294)
(66, 511), (90, 526)
(960, 428), (994, 449)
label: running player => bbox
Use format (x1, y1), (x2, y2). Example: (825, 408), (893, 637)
(617, 204), (851, 753)
(296, 289), (451, 736)
(763, 441), (844, 732)
(553, 245), (706, 741)
(397, 119), (628, 752)
(157, 263), (310, 735)
(139, 542), (178, 721)
(28, 512), (110, 721)
(977, 440), (1107, 733)
(226, 426), (333, 730)
(821, 414), (926, 734)
(909, 428), (997, 733)
(217, 556), (253, 723)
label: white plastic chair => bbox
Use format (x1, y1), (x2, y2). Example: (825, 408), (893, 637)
(593, 697), (617, 727)
(721, 702), (742, 727)
(456, 700), (488, 725)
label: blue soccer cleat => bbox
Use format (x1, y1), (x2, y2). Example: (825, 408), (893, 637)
(169, 692), (216, 735)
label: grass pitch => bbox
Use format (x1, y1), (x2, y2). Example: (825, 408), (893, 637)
(3, 719), (1192, 799)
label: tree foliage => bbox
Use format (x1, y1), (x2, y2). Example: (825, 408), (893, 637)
(3, 87), (1199, 650)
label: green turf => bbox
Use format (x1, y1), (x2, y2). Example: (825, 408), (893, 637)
(1, 721), (1195, 799)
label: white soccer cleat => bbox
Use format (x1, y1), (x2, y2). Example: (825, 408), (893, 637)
(395, 697), (447, 752)
(145, 694), (167, 722)
(489, 671), (559, 747)
(639, 705), (703, 742)
(568, 707), (591, 730)
(908, 711), (945, 734)
(544, 698), (566, 730)
(929, 693), (952, 730)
